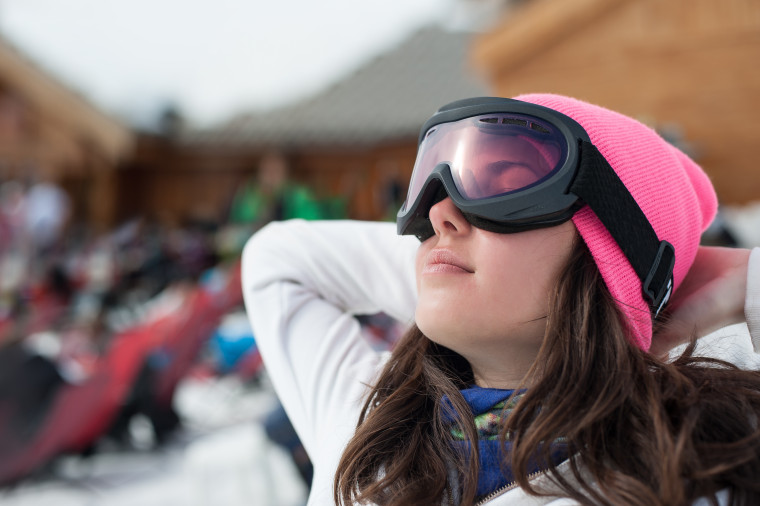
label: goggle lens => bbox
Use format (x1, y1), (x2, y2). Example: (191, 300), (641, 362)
(403, 114), (568, 211)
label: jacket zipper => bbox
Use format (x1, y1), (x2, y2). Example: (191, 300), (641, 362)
(474, 470), (545, 505)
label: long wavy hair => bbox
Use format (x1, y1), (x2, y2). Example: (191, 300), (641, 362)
(334, 239), (760, 505)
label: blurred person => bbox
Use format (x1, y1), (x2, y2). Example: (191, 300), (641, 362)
(0, 248), (28, 311)
(229, 151), (324, 230)
(166, 220), (220, 280)
(243, 95), (760, 505)
(374, 162), (406, 222)
(0, 179), (27, 254)
(0, 304), (66, 453)
(23, 173), (70, 257)
(0, 180), (29, 322)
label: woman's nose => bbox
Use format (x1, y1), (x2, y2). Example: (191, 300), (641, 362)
(428, 197), (471, 237)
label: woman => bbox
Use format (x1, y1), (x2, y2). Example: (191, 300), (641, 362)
(243, 94), (760, 505)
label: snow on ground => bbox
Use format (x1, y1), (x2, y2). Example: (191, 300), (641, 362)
(0, 374), (309, 506)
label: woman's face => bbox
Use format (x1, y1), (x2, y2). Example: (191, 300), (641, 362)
(415, 197), (576, 371)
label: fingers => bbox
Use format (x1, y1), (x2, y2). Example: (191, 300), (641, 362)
(651, 247), (751, 357)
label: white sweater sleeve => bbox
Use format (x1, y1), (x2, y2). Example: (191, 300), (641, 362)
(241, 219), (418, 458)
(747, 247), (760, 352)
(687, 247), (760, 369)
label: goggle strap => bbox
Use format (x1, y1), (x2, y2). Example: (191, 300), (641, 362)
(570, 141), (675, 317)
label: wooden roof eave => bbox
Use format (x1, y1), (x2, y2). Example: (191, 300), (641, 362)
(0, 36), (134, 164)
(471, 0), (632, 81)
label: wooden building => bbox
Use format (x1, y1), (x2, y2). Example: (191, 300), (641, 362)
(124, 2), (760, 226)
(0, 36), (133, 230)
(472, 0), (760, 205)
(120, 27), (489, 224)
(8, 2), (756, 230)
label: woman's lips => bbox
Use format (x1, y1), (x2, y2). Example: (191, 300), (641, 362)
(423, 249), (474, 274)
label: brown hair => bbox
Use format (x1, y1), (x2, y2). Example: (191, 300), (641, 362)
(335, 240), (760, 505)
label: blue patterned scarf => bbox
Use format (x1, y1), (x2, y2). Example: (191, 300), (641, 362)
(442, 387), (569, 498)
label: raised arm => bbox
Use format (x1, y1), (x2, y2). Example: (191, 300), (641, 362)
(652, 246), (760, 361)
(748, 247), (760, 351)
(241, 220), (418, 457)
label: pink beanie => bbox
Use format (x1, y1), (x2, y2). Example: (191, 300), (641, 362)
(516, 94), (718, 350)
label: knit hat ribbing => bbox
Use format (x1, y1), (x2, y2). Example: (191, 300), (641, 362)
(516, 94), (718, 350)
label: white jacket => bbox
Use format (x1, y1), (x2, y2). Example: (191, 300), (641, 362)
(242, 219), (760, 506)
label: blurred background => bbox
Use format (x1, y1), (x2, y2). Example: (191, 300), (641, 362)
(0, 0), (758, 504)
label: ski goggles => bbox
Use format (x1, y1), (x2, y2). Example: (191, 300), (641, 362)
(396, 97), (675, 315)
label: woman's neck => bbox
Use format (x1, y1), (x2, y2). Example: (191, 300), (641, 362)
(469, 350), (537, 389)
